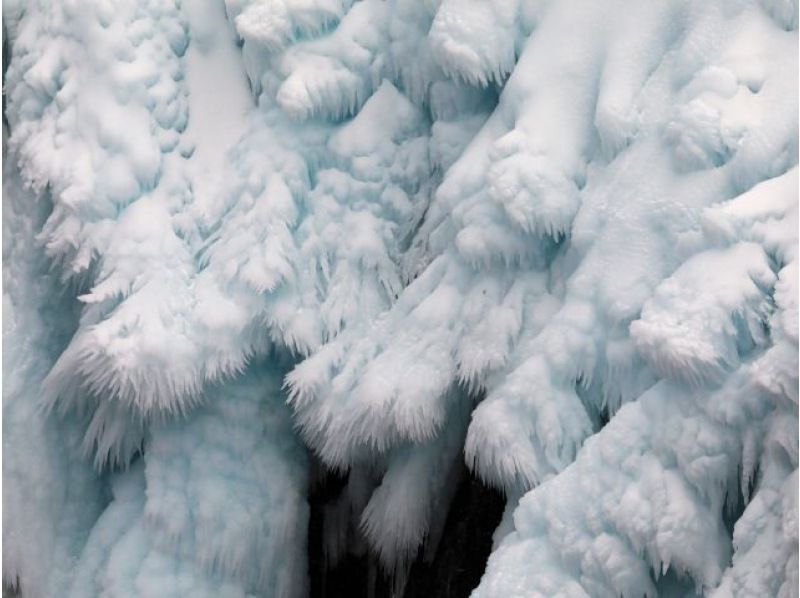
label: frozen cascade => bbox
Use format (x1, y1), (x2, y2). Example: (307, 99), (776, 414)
(2, 0), (797, 596)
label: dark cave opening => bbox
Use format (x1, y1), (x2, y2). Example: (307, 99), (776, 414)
(308, 466), (505, 598)
(307, 468), (389, 598)
(401, 470), (506, 598)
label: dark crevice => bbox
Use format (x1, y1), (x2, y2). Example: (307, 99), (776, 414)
(402, 471), (505, 598)
(307, 467), (393, 598)
(308, 466), (505, 598)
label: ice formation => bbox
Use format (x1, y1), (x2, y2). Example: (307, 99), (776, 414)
(3, 127), (106, 598)
(289, 0), (799, 593)
(3, 0), (797, 596)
